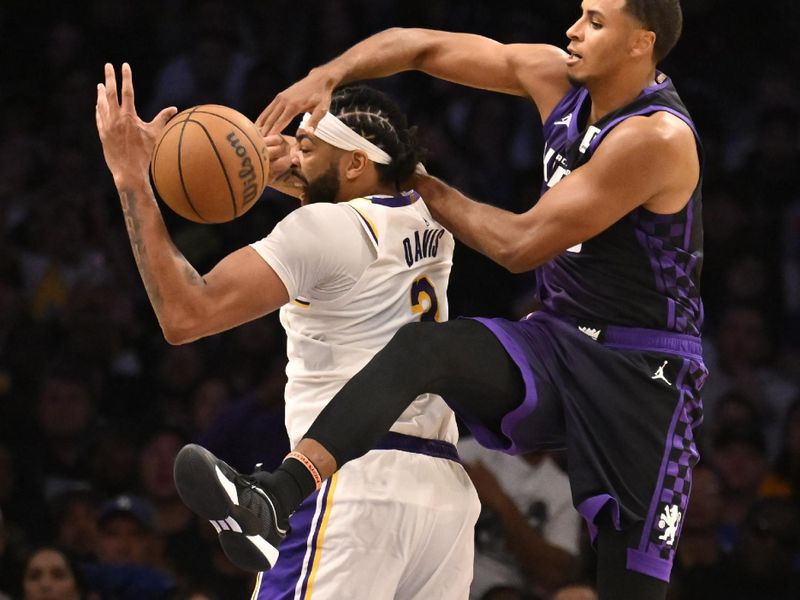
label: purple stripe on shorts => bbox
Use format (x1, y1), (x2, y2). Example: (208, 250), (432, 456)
(601, 326), (702, 359)
(576, 494), (621, 543)
(256, 490), (321, 599)
(298, 480), (334, 599)
(373, 431), (460, 462)
(641, 359), (691, 546)
(469, 317), (539, 455)
(533, 311), (703, 359)
(627, 548), (673, 582)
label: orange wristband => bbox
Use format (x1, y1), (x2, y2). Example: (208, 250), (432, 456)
(285, 451), (322, 490)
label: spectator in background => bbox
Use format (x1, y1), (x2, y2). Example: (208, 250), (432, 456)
(85, 494), (175, 600)
(774, 399), (800, 505)
(21, 546), (89, 600)
(679, 498), (800, 600)
(710, 425), (789, 551)
(697, 390), (762, 458)
(459, 437), (580, 599)
(50, 489), (99, 562)
(88, 426), (141, 497)
(31, 367), (97, 502)
(146, 0), (254, 117)
(0, 508), (19, 599)
(702, 305), (799, 460)
(188, 378), (231, 439)
(138, 428), (213, 584)
(670, 465), (727, 599)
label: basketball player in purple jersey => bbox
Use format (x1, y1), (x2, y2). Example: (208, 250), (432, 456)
(177, 1), (704, 597)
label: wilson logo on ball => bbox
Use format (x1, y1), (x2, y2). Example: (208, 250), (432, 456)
(226, 132), (259, 208)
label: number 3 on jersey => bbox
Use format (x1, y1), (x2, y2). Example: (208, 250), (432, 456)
(410, 276), (440, 322)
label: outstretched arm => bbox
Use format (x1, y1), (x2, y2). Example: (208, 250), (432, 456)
(414, 114), (700, 273)
(257, 28), (570, 135)
(96, 63), (289, 345)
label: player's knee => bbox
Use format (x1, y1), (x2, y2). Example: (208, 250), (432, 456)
(390, 321), (437, 353)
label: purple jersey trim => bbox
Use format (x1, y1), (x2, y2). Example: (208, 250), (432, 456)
(372, 431), (460, 462)
(627, 548), (672, 582)
(576, 493), (622, 542)
(468, 317), (540, 455)
(367, 189), (420, 207)
(587, 105), (699, 155)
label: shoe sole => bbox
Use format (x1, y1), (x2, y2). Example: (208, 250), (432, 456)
(174, 444), (279, 571)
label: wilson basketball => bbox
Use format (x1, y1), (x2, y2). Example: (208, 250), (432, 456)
(150, 105), (269, 224)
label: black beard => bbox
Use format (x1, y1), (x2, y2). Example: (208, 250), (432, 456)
(305, 163), (341, 204)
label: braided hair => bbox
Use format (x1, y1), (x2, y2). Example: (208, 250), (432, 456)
(329, 85), (425, 190)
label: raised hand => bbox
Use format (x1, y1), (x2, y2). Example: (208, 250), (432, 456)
(256, 69), (336, 136)
(264, 134), (305, 199)
(95, 63), (177, 185)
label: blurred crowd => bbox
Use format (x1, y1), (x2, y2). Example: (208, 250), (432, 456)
(0, 1), (799, 599)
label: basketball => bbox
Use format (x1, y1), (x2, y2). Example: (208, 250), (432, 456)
(150, 105), (269, 224)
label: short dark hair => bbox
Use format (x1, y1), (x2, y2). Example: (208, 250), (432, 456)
(623, 0), (683, 63)
(329, 85), (425, 189)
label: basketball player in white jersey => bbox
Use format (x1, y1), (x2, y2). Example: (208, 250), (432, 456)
(95, 64), (479, 600)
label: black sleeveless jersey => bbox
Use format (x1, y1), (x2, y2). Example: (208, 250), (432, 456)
(536, 73), (704, 336)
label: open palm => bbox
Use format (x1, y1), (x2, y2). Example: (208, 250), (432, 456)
(95, 62), (177, 185)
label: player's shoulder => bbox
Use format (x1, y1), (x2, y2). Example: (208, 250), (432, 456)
(278, 202), (363, 238)
(289, 201), (361, 223)
(603, 111), (696, 159)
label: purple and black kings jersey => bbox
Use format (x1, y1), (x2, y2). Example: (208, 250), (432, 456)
(536, 73), (704, 336)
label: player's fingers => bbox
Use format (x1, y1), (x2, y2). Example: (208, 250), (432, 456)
(264, 134), (286, 148)
(120, 63), (135, 114)
(96, 83), (109, 122)
(152, 106), (178, 128)
(95, 104), (105, 138)
(255, 99), (277, 131)
(304, 95), (329, 135)
(267, 101), (305, 137)
(104, 63), (118, 113)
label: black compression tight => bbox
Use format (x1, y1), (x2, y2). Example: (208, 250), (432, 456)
(304, 319), (525, 466)
(595, 517), (669, 600)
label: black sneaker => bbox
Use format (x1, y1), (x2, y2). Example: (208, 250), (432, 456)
(173, 444), (288, 572)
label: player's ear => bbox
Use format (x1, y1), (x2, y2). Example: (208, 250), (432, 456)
(344, 150), (370, 181)
(630, 29), (656, 59)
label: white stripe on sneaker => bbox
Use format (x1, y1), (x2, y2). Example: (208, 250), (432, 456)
(247, 534), (280, 566)
(210, 516), (243, 534)
(216, 465), (240, 505)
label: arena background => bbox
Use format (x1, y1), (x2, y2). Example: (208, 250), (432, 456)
(1, 1), (799, 599)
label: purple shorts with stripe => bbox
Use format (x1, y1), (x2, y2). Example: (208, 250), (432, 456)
(464, 311), (707, 583)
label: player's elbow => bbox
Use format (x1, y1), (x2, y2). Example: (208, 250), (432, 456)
(160, 303), (207, 345)
(161, 321), (199, 346)
(496, 239), (538, 274)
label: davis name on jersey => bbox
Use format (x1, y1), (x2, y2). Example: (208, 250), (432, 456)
(258, 191), (458, 447)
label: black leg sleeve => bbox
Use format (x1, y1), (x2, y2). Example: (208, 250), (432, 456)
(304, 319), (525, 467)
(595, 519), (669, 600)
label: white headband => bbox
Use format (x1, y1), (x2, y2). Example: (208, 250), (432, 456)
(300, 112), (392, 165)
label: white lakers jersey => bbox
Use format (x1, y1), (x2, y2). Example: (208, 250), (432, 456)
(250, 191), (457, 447)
